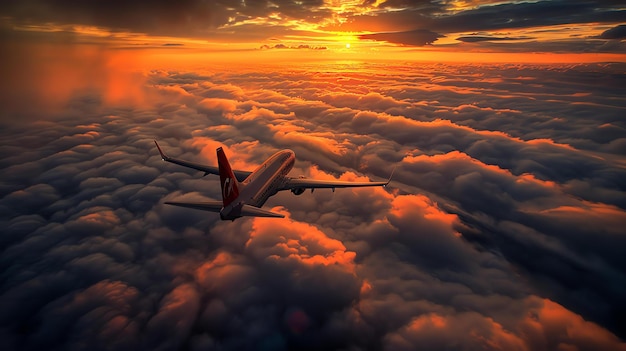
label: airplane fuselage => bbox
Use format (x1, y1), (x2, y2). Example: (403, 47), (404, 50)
(221, 150), (295, 219)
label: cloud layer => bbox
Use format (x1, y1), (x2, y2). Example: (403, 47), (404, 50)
(1, 57), (625, 350)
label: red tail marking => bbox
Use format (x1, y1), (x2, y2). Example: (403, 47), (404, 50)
(217, 147), (239, 206)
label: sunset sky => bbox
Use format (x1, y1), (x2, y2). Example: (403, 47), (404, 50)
(1, 0), (625, 64)
(1, 1), (626, 351)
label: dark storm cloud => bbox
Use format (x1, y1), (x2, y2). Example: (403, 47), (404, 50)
(0, 0), (229, 35)
(345, 1), (626, 49)
(375, 0), (440, 9)
(0, 0), (328, 37)
(456, 35), (531, 42)
(425, 0), (625, 34)
(366, 0), (625, 34)
(360, 29), (443, 46)
(599, 24), (626, 39)
(2, 54), (626, 350)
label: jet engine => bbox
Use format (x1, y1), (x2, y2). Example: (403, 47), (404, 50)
(291, 187), (305, 195)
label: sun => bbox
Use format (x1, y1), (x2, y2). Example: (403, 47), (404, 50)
(345, 43), (351, 49)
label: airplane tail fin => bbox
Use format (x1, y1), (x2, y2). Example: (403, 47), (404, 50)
(217, 147), (240, 206)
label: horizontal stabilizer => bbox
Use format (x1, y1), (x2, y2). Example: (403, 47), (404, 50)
(165, 201), (284, 218)
(164, 201), (223, 212)
(240, 205), (285, 218)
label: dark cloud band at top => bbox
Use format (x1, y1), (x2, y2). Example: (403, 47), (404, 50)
(600, 24), (626, 39)
(360, 29), (443, 46)
(456, 35), (531, 43)
(0, 0), (329, 37)
(1, 0), (624, 55)
(414, 0), (625, 34)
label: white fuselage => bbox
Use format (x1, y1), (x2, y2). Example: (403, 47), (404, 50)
(221, 150), (295, 218)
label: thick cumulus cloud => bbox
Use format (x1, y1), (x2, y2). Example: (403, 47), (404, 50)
(1, 58), (626, 350)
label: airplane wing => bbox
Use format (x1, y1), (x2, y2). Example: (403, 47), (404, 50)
(164, 201), (223, 212)
(164, 201), (284, 218)
(279, 172), (392, 192)
(154, 140), (251, 182)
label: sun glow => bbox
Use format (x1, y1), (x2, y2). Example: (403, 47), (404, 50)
(2, 2), (623, 66)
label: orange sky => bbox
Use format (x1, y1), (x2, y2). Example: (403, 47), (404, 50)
(1, 0), (624, 65)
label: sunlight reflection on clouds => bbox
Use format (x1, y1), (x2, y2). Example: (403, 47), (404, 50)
(1, 59), (625, 350)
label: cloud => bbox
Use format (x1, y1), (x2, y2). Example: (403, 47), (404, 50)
(520, 297), (626, 351)
(456, 35), (532, 42)
(260, 44), (328, 50)
(0, 0), (329, 38)
(338, 1), (625, 52)
(360, 29), (443, 46)
(356, 0), (623, 36)
(425, 1), (623, 33)
(383, 312), (528, 350)
(0, 36), (149, 120)
(1, 56), (626, 350)
(383, 297), (626, 351)
(144, 283), (201, 350)
(599, 24), (626, 40)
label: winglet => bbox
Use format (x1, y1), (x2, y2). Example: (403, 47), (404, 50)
(385, 166), (397, 187)
(154, 140), (169, 161)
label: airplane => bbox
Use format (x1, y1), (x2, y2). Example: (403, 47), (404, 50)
(154, 140), (392, 220)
